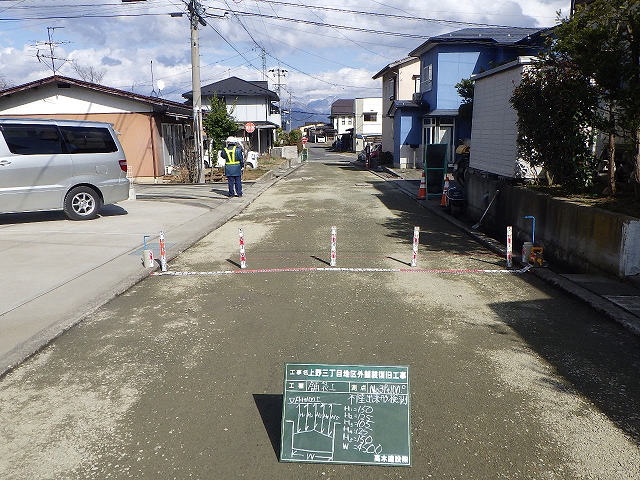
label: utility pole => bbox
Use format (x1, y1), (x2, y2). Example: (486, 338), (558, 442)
(188, 0), (206, 183)
(288, 90), (293, 132)
(261, 48), (267, 81)
(122, 0), (206, 182)
(269, 66), (287, 98)
(269, 66), (287, 129)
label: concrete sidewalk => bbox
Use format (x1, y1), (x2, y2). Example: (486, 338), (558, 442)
(0, 169), (299, 377)
(379, 163), (640, 337)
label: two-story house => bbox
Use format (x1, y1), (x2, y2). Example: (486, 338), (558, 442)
(183, 76), (280, 154)
(372, 57), (421, 168)
(329, 99), (355, 137)
(381, 28), (546, 193)
(329, 98), (383, 152)
(354, 97), (383, 153)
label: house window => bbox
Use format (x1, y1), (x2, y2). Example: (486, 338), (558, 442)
(364, 113), (377, 122)
(347, 117), (352, 125)
(388, 77), (396, 101)
(422, 63), (433, 92)
(413, 75), (420, 94)
(341, 117), (346, 125)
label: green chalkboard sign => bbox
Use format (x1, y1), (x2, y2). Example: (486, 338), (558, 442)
(280, 363), (411, 466)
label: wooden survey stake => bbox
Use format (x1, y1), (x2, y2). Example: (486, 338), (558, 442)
(280, 363), (411, 466)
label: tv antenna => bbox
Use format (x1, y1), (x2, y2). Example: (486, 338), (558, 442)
(150, 60), (158, 97)
(34, 27), (70, 75)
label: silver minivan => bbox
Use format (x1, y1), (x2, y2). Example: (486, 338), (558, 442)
(0, 118), (130, 220)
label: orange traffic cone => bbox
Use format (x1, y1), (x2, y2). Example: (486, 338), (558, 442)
(417, 171), (427, 200)
(440, 176), (450, 207)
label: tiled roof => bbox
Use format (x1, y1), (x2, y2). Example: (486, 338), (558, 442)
(372, 57), (419, 79)
(409, 27), (548, 57)
(183, 76), (279, 102)
(330, 99), (354, 116)
(0, 75), (191, 115)
(432, 27), (543, 44)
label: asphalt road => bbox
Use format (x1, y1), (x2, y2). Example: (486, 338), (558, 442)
(1, 147), (639, 479)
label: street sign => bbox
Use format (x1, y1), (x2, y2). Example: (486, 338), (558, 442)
(244, 122), (256, 133)
(280, 363), (411, 466)
(302, 137), (308, 144)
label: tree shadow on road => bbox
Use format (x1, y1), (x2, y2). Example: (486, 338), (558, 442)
(488, 298), (640, 446)
(371, 183), (490, 256)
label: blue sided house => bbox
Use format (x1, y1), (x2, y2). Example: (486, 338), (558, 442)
(390, 27), (548, 194)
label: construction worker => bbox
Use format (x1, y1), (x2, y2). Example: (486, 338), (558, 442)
(221, 139), (245, 197)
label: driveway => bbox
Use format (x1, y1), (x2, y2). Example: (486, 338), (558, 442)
(0, 175), (284, 376)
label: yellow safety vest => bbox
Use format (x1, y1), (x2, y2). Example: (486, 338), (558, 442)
(224, 147), (240, 164)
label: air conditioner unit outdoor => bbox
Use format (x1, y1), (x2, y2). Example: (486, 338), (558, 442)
(412, 92), (422, 102)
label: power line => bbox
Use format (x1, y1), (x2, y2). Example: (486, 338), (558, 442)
(248, 0), (552, 30)
(223, 10), (429, 39)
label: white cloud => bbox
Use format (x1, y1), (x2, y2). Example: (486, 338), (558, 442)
(0, 0), (570, 105)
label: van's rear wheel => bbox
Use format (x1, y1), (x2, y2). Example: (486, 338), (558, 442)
(64, 186), (102, 220)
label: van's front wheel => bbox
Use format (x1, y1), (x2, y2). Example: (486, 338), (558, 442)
(64, 186), (102, 220)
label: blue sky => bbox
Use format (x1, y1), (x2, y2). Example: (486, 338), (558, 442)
(0, 0), (570, 112)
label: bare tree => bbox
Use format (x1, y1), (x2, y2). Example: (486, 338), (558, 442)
(71, 62), (106, 84)
(0, 74), (13, 91)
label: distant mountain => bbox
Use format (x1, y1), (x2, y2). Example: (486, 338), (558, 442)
(288, 96), (337, 129)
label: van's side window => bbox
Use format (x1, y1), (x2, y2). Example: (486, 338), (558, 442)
(59, 126), (118, 154)
(0, 125), (64, 155)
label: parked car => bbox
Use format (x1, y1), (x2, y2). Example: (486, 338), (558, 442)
(215, 137), (258, 169)
(0, 118), (130, 220)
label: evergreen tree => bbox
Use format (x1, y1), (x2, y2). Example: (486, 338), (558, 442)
(552, 0), (640, 195)
(510, 56), (601, 191)
(203, 94), (238, 152)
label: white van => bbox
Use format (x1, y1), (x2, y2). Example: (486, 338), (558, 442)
(0, 119), (130, 220)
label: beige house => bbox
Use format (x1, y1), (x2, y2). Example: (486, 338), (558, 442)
(372, 57), (421, 167)
(0, 75), (193, 182)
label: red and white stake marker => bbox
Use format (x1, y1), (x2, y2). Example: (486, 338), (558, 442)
(506, 226), (513, 268)
(239, 228), (247, 269)
(330, 226), (337, 267)
(159, 231), (167, 272)
(411, 226), (420, 267)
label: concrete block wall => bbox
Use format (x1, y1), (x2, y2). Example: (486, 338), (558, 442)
(466, 170), (640, 278)
(271, 146), (299, 161)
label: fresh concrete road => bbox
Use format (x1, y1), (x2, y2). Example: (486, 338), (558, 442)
(1, 151), (639, 479)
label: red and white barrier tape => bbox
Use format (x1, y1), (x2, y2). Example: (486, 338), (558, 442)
(152, 265), (531, 276)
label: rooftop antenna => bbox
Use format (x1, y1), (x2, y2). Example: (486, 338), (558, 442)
(34, 27), (70, 75)
(150, 60), (158, 97)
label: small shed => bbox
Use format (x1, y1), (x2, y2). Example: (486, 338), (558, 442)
(0, 75), (193, 182)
